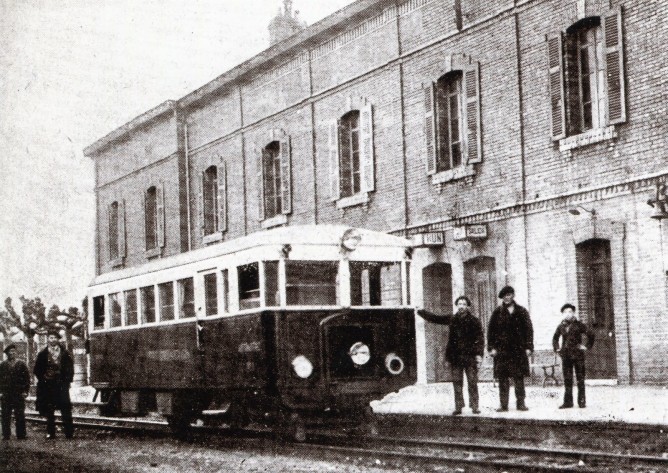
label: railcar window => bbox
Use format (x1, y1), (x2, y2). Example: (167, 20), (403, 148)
(141, 285), (156, 323)
(204, 273), (218, 316)
(125, 290), (138, 326)
(405, 262), (411, 306)
(264, 261), (279, 306)
(93, 296), (105, 329)
(109, 293), (122, 327)
(159, 282), (175, 321)
(286, 261), (338, 306)
(238, 263), (260, 310)
(178, 278), (195, 319)
(221, 269), (229, 313)
(350, 262), (402, 306)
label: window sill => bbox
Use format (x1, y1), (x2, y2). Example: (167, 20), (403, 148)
(202, 232), (224, 245)
(430, 164), (476, 186)
(559, 126), (617, 156)
(109, 257), (124, 268)
(145, 247), (162, 259)
(336, 192), (370, 210)
(261, 213), (288, 229)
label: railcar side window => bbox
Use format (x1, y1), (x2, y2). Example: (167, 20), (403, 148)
(125, 290), (138, 326)
(141, 285), (156, 323)
(238, 263), (260, 310)
(264, 261), (279, 306)
(178, 278), (195, 319)
(93, 296), (105, 329)
(221, 269), (229, 313)
(286, 261), (338, 306)
(159, 282), (175, 321)
(109, 293), (122, 327)
(350, 262), (402, 306)
(204, 273), (218, 316)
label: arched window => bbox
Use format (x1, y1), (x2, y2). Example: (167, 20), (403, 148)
(203, 166), (218, 235)
(145, 186), (158, 250)
(108, 201), (119, 260)
(258, 138), (291, 221)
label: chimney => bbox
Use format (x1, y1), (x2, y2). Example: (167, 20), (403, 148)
(268, 0), (306, 46)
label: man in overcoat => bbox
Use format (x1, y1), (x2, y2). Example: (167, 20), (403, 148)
(417, 296), (485, 415)
(0, 344), (31, 439)
(487, 286), (534, 411)
(552, 303), (595, 408)
(34, 330), (74, 439)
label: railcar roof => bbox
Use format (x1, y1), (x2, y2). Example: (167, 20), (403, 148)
(90, 225), (410, 287)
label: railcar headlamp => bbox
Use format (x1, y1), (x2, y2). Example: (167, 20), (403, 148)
(349, 341), (371, 366)
(292, 355), (313, 379)
(341, 229), (362, 252)
(385, 353), (405, 375)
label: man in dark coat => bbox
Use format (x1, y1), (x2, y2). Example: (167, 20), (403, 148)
(552, 303), (595, 408)
(487, 286), (534, 411)
(417, 296), (485, 415)
(34, 330), (74, 439)
(0, 344), (31, 439)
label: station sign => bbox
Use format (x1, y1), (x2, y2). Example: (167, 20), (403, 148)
(453, 224), (488, 241)
(411, 231), (444, 247)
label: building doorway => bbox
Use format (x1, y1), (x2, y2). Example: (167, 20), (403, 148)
(576, 239), (617, 379)
(464, 257), (496, 381)
(421, 262), (452, 383)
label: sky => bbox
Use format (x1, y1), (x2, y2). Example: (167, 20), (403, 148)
(0, 0), (355, 309)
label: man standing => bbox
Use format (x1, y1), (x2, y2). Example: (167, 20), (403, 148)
(34, 330), (74, 439)
(552, 303), (595, 408)
(487, 286), (534, 412)
(0, 344), (31, 440)
(417, 296), (485, 415)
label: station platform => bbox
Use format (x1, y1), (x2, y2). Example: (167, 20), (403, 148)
(371, 382), (668, 429)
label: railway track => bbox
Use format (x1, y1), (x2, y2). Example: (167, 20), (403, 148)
(24, 411), (667, 472)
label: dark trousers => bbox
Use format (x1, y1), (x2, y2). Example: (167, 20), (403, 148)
(498, 376), (526, 409)
(42, 381), (74, 438)
(562, 355), (586, 407)
(452, 364), (479, 410)
(1, 394), (26, 439)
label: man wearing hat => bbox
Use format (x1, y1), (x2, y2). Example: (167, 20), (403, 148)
(34, 330), (74, 439)
(487, 286), (534, 411)
(552, 303), (595, 408)
(0, 344), (31, 439)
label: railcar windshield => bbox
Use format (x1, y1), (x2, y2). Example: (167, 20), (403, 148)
(238, 263), (260, 310)
(286, 261), (339, 306)
(350, 261), (402, 307)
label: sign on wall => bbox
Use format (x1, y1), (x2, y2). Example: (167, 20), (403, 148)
(453, 224), (488, 241)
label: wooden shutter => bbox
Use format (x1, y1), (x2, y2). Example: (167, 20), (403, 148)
(424, 82), (438, 174)
(218, 161), (227, 232)
(360, 103), (375, 193)
(118, 199), (126, 258)
(328, 119), (340, 201)
(602, 8), (626, 125)
(197, 172), (205, 231)
(463, 62), (482, 164)
(547, 32), (566, 140)
(156, 181), (165, 248)
(258, 149), (266, 220)
(279, 137), (292, 214)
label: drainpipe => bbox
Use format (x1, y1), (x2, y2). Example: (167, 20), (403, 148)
(184, 121), (192, 251)
(621, 224), (633, 384)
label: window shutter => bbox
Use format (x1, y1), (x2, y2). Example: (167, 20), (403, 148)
(423, 82), (438, 174)
(118, 199), (126, 258)
(156, 181), (165, 248)
(328, 119), (340, 201)
(463, 62), (482, 164)
(602, 7), (626, 125)
(258, 149), (266, 220)
(197, 172), (205, 231)
(218, 161), (227, 232)
(279, 137), (292, 214)
(547, 32), (567, 140)
(360, 103), (375, 193)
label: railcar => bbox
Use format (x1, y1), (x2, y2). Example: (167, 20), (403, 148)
(87, 225), (417, 437)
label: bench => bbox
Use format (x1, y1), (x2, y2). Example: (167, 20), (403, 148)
(531, 354), (559, 387)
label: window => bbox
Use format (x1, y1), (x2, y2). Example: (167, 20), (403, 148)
(547, 9), (626, 140)
(145, 187), (158, 250)
(159, 282), (175, 321)
(178, 278), (195, 319)
(141, 285), (156, 323)
(109, 202), (119, 260)
(350, 262), (402, 307)
(109, 293), (122, 328)
(221, 269), (229, 313)
(204, 273), (218, 316)
(203, 166), (218, 236)
(238, 263), (260, 310)
(425, 63), (481, 175)
(328, 103), (374, 202)
(264, 261), (279, 306)
(259, 139), (291, 220)
(93, 296), (105, 329)
(125, 290), (138, 326)
(286, 261), (338, 306)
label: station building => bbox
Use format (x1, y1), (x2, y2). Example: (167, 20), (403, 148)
(84, 0), (668, 384)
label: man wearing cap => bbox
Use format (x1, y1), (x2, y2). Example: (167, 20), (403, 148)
(552, 303), (595, 408)
(487, 286), (534, 411)
(0, 344), (31, 439)
(34, 330), (74, 439)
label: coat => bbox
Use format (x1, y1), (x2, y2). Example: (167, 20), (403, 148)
(487, 303), (534, 378)
(0, 359), (31, 396)
(34, 345), (74, 414)
(417, 309), (485, 368)
(552, 319), (595, 359)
